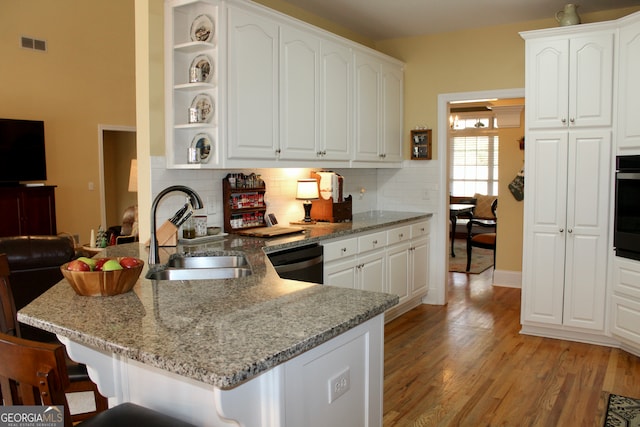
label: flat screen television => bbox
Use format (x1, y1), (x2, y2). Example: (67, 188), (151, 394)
(0, 118), (47, 185)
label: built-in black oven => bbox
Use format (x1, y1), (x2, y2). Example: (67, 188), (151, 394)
(614, 155), (640, 260)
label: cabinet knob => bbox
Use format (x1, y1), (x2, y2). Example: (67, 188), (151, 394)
(559, 228), (564, 233)
(568, 229), (573, 233)
(372, 240), (378, 245)
(341, 247), (347, 253)
(569, 118), (575, 124)
(561, 118), (567, 124)
(399, 233), (404, 238)
(275, 148), (281, 156)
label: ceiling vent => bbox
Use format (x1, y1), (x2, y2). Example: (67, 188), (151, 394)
(21, 36), (47, 52)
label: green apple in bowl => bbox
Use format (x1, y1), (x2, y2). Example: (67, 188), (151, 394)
(76, 257), (97, 270)
(102, 259), (123, 271)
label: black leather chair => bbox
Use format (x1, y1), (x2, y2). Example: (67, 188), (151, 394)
(466, 199), (497, 272)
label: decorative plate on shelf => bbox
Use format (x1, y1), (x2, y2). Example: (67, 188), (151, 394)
(190, 93), (214, 123)
(190, 14), (214, 43)
(189, 54), (213, 83)
(191, 133), (213, 163)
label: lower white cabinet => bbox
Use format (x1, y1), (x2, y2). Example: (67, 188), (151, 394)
(611, 257), (640, 355)
(323, 220), (430, 318)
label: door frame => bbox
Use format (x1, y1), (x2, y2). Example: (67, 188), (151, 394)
(97, 125), (137, 230)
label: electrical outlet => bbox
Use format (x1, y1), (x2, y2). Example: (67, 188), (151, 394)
(328, 367), (350, 403)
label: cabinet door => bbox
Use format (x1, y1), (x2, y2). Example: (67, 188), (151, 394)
(324, 258), (357, 289)
(279, 25), (320, 160)
(227, 6), (279, 159)
(0, 190), (20, 237)
(380, 62), (403, 162)
(353, 50), (380, 161)
(522, 131), (568, 325)
(320, 39), (352, 160)
(387, 241), (410, 303)
(359, 250), (385, 293)
(525, 38), (569, 129)
(411, 236), (429, 296)
(617, 17), (640, 151)
(562, 130), (610, 330)
(568, 33), (613, 128)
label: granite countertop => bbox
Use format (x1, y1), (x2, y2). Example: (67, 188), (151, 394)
(18, 211), (430, 389)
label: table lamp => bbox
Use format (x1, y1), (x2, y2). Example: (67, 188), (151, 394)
(296, 179), (319, 223)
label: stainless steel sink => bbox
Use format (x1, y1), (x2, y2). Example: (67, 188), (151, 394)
(145, 254), (252, 281)
(146, 267), (252, 281)
(168, 255), (249, 269)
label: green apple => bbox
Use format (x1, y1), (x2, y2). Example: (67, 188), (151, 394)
(101, 259), (123, 271)
(76, 257), (97, 271)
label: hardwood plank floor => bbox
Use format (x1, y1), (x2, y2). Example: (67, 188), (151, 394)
(383, 269), (640, 426)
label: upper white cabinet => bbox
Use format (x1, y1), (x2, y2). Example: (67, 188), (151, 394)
(525, 31), (613, 130)
(166, 0), (403, 168)
(165, 0), (221, 168)
(353, 51), (403, 164)
(226, 4), (279, 160)
(617, 13), (640, 152)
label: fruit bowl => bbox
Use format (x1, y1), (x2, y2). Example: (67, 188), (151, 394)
(61, 257), (144, 297)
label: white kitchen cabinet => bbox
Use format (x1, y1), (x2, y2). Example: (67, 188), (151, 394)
(525, 31), (613, 130)
(521, 129), (611, 333)
(353, 50), (404, 165)
(617, 13), (640, 152)
(226, 3), (279, 160)
(323, 221), (430, 319)
(165, 0), (221, 168)
(612, 257), (640, 356)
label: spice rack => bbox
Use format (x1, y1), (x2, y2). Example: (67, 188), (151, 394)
(223, 173), (266, 233)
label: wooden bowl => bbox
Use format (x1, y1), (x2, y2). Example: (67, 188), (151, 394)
(61, 258), (144, 297)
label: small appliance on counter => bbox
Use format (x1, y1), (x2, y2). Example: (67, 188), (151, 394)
(310, 171), (352, 223)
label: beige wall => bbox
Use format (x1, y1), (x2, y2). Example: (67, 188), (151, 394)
(0, 0), (136, 244)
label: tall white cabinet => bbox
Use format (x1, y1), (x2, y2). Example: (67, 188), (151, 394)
(521, 23), (614, 341)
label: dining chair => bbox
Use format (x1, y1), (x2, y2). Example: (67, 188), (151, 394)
(466, 199), (498, 272)
(0, 253), (108, 422)
(0, 332), (195, 427)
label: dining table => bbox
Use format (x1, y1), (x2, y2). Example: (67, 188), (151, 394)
(449, 203), (475, 257)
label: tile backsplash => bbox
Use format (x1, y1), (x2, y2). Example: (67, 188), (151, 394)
(150, 156), (438, 231)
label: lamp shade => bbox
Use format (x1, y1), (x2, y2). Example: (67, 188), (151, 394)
(296, 179), (319, 200)
(128, 159), (138, 192)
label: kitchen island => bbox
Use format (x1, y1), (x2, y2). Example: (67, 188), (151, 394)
(18, 212), (429, 426)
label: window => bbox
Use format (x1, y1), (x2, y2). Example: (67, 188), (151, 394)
(449, 111), (499, 196)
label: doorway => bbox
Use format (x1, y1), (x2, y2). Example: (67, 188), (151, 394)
(98, 125), (137, 231)
(437, 88), (524, 292)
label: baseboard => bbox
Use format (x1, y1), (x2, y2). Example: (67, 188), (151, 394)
(520, 324), (619, 347)
(493, 269), (521, 288)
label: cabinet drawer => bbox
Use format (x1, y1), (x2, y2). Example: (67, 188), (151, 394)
(411, 221), (430, 238)
(614, 257), (640, 300)
(358, 231), (387, 254)
(387, 225), (411, 245)
(323, 238), (358, 262)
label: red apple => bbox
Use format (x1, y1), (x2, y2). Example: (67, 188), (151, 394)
(94, 258), (112, 271)
(119, 257), (141, 269)
(67, 259), (91, 271)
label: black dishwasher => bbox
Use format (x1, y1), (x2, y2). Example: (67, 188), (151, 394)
(266, 243), (323, 284)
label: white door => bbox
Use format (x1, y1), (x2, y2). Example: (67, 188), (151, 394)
(320, 39), (352, 160)
(562, 130), (611, 330)
(325, 258), (357, 289)
(617, 17), (640, 151)
(380, 62), (403, 162)
(279, 25), (320, 160)
(568, 33), (613, 128)
(227, 6), (279, 159)
(353, 51), (380, 161)
(410, 236), (429, 296)
(522, 131), (568, 325)
(359, 250), (385, 293)
(387, 241), (410, 303)
(525, 39), (569, 129)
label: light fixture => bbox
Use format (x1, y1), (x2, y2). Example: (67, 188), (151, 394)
(128, 159), (138, 192)
(296, 179), (319, 223)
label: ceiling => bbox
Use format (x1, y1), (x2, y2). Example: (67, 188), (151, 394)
(281, 0), (640, 40)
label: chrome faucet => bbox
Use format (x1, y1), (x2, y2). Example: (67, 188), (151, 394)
(149, 185), (203, 265)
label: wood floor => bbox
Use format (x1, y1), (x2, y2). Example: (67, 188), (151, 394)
(383, 269), (640, 426)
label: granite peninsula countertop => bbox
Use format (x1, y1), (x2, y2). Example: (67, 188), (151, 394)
(18, 211), (430, 389)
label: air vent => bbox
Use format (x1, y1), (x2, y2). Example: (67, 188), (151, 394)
(21, 36), (47, 52)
